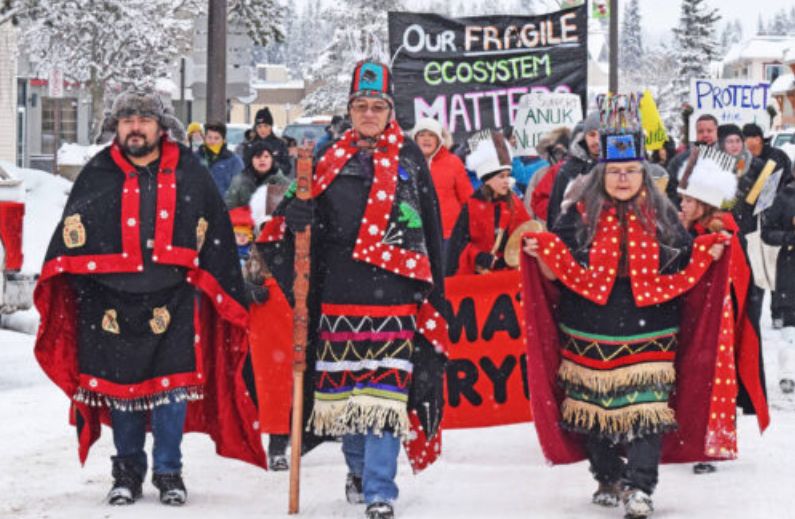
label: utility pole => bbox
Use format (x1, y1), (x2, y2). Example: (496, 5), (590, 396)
(609, 0), (619, 94)
(206, 0), (227, 122)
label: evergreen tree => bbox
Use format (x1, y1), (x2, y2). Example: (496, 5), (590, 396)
(13, 0), (202, 137)
(719, 18), (743, 55)
(302, 0), (406, 115)
(757, 14), (766, 35)
(670, 0), (721, 135)
(619, 0), (643, 75)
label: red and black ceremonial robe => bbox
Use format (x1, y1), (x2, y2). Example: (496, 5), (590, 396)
(257, 122), (448, 473)
(520, 208), (736, 464)
(693, 212), (770, 443)
(34, 138), (265, 468)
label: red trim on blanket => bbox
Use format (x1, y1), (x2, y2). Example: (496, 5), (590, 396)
(560, 349), (677, 370)
(78, 372), (203, 399)
(320, 303), (418, 317)
(314, 122), (433, 283)
(527, 210), (727, 307)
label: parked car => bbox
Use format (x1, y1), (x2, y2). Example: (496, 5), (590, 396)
(0, 165), (36, 314)
(770, 129), (794, 148)
(225, 123), (251, 151)
(282, 116), (333, 146)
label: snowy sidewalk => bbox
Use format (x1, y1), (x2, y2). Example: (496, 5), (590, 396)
(2, 327), (794, 518)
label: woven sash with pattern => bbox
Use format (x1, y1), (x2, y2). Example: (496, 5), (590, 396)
(557, 325), (679, 441)
(310, 304), (416, 437)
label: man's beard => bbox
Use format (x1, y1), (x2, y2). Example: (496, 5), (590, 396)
(121, 133), (158, 157)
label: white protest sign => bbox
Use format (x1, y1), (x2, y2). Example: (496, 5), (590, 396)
(689, 78), (771, 137)
(753, 169), (783, 216)
(513, 93), (582, 156)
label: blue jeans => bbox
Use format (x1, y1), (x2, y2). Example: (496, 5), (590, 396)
(342, 430), (401, 504)
(111, 399), (187, 477)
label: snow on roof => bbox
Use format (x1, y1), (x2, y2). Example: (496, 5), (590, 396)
(771, 73), (795, 95)
(251, 79), (305, 90)
(723, 36), (795, 65)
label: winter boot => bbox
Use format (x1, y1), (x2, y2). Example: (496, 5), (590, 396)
(152, 472), (187, 506)
(623, 488), (653, 519)
(346, 473), (365, 504)
(780, 378), (795, 394)
(269, 454), (289, 471)
(108, 460), (143, 505)
(592, 481), (621, 507)
(692, 462), (717, 474)
(365, 502), (394, 519)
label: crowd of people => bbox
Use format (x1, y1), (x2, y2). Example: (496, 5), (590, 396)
(31, 58), (795, 519)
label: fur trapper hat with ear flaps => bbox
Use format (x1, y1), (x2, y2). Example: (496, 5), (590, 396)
(105, 86), (186, 142)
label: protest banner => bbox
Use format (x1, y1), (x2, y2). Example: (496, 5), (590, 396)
(388, 4), (588, 141)
(440, 270), (532, 429)
(512, 92), (582, 155)
(640, 89), (668, 151)
(689, 78), (772, 136)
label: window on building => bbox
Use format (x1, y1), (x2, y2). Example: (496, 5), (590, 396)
(765, 63), (784, 83)
(41, 97), (78, 154)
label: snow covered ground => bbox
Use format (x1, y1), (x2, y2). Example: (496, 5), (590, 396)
(1, 319), (794, 518)
(2, 164), (794, 518)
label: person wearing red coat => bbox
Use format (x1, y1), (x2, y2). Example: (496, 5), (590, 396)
(446, 131), (530, 275)
(411, 118), (473, 240)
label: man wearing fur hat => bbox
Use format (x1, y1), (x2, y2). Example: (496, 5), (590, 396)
(257, 60), (447, 519)
(34, 87), (266, 507)
(446, 131), (531, 275)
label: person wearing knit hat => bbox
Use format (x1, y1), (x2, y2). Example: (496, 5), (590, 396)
(411, 118), (472, 240)
(186, 121), (203, 151)
(241, 106), (291, 176)
(545, 110), (601, 228)
(521, 93), (734, 519)
(225, 138), (290, 214)
(256, 59), (447, 519)
(446, 130), (531, 275)
(735, 122), (793, 333)
(196, 121), (244, 197)
(33, 87), (267, 507)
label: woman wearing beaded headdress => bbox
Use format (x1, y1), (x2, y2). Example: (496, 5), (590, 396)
(519, 93), (732, 519)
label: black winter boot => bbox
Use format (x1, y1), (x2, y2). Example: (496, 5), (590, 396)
(108, 460), (143, 505)
(152, 472), (187, 506)
(365, 502), (394, 519)
(592, 481), (621, 507)
(346, 473), (364, 504)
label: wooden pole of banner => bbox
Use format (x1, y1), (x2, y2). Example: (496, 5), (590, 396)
(288, 146), (313, 514)
(609, 0), (619, 93)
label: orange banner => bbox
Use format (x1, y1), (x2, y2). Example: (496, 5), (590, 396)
(249, 278), (293, 434)
(441, 270), (532, 429)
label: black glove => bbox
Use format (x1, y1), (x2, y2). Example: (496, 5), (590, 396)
(408, 337), (447, 438)
(245, 280), (269, 305)
(285, 199), (314, 233)
(475, 251), (494, 270)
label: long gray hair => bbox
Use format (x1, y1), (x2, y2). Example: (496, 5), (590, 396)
(564, 162), (683, 249)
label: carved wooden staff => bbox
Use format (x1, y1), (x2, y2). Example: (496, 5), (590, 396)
(289, 147), (313, 514)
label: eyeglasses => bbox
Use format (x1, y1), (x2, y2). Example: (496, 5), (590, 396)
(350, 102), (391, 115)
(605, 168), (643, 178)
